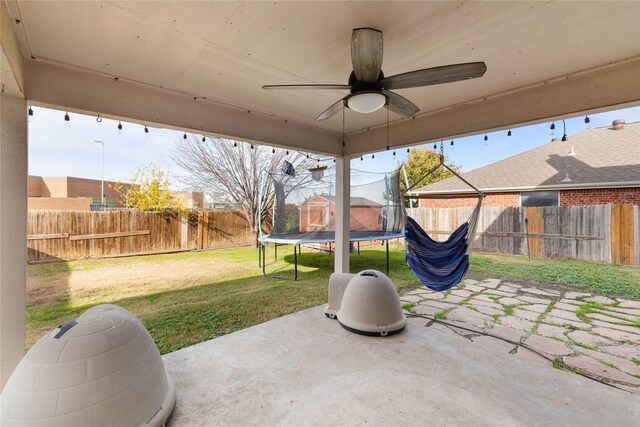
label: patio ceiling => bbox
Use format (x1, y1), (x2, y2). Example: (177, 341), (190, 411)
(4, 1), (640, 155)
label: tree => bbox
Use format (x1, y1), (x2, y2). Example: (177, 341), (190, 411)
(172, 137), (314, 248)
(112, 164), (185, 213)
(401, 148), (461, 207)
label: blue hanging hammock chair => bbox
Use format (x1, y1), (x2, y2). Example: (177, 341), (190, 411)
(403, 153), (483, 292)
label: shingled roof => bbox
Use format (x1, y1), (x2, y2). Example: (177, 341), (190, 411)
(414, 121), (640, 194)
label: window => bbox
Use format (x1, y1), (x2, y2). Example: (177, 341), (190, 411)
(520, 191), (559, 207)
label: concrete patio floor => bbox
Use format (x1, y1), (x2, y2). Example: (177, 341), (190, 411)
(163, 292), (639, 426)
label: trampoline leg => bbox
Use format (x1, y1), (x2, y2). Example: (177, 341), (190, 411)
(262, 243), (267, 277)
(274, 243), (278, 261)
(294, 244), (298, 281)
(386, 240), (389, 275)
(357, 241), (360, 255)
(258, 242), (261, 268)
(329, 242), (332, 254)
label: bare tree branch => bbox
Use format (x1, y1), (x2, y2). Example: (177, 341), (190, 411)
(172, 136), (316, 247)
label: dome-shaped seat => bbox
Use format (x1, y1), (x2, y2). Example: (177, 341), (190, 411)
(326, 270), (406, 336)
(1, 304), (175, 427)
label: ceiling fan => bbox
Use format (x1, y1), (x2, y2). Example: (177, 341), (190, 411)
(263, 28), (487, 121)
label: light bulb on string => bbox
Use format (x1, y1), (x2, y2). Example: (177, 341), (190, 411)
(550, 122), (556, 136)
(360, 156), (363, 161)
(483, 134), (488, 146)
(392, 151), (396, 157)
(183, 132), (187, 140)
(117, 121), (123, 135)
(250, 144), (254, 150)
(272, 148), (275, 154)
(433, 143), (437, 149)
(507, 130), (512, 137)
(372, 154), (375, 159)
(286, 150), (289, 155)
(64, 112), (70, 127)
(407, 148), (410, 154)
(584, 115), (591, 129)
(144, 126), (150, 139)
(202, 135), (206, 142)
(28, 106), (34, 122)
(233, 141), (237, 147)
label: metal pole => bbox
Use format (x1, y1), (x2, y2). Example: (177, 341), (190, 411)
(94, 140), (105, 209)
(386, 240), (389, 275)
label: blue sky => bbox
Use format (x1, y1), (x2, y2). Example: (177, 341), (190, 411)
(29, 105), (639, 186)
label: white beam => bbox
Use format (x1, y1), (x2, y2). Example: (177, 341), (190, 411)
(24, 59), (343, 156)
(0, 1), (24, 96)
(345, 57), (640, 155)
(0, 94), (27, 390)
(334, 156), (350, 274)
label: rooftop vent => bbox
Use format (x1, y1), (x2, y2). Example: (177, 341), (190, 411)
(612, 119), (625, 130)
(561, 173), (572, 183)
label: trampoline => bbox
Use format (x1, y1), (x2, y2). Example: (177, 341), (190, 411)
(258, 165), (404, 280)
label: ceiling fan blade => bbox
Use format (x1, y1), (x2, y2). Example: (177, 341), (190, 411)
(351, 28), (383, 83)
(381, 62), (487, 90)
(383, 90), (419, 117)
(262, 84), (351, 90)
(316, 97), (347, 121)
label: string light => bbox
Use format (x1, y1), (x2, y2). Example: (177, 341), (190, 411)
(407, 148), (410, 153)
(64, 112), (70, 127)
(507, 130), (512, 137)
(561, 119), (568, 142)
(372, 154), (375, 159)
(392, 151), (396, 156)
(306, 154), (309, 159)
(28, 106), (34, 122)
(117, 121), (123, 135)
(450, 140), (454, 146)
(550, 122), (556, 135)
(183, 132), (187, 140)
(202, 135), (206, 142)
(584, 115), (591, 129)
(433, 143), (437, 149)
(272, 148), (275, 154)
(234, 141), (237, 147)
(360, 156), (363, 161)
(144, 126), (150, 139)
(286, 150), (289, 155)
(250, 144), (254, 149)
(483, 135), (488, 142)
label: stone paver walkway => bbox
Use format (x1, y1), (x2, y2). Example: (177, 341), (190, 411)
(401, 279), (640, 394)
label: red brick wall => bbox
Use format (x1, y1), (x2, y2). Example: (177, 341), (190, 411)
(560, 188), (640, 206)
(419, 192), (520, 208)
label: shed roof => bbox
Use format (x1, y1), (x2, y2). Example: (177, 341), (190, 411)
(414, 121), (640, 194)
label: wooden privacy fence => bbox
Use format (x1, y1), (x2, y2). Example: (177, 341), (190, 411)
(27, 209), (253, 262)
(413, 204), (639, 266)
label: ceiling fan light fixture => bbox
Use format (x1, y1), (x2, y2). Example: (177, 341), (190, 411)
(347, 92), (386, 114)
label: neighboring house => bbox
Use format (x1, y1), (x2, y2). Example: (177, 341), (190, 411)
(299, 195), (384, 232)
(28, 176), (204, 210)
(413, 120), (640, 208)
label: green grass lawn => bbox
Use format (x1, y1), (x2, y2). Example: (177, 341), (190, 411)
(26, 244), (640, 354)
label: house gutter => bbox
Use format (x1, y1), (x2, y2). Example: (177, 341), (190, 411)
(413, 181), (640, 195)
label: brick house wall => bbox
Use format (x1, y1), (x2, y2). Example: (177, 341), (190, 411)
(560, 187), (640, 206)
(419, 192), (520, 208)
(28, 197), (93, 210)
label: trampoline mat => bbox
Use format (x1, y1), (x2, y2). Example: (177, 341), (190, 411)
(261, 230), (404, 244)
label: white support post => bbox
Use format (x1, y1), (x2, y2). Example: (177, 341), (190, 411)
(334, 156), (350, 274)
(0, 94), (28, 390)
